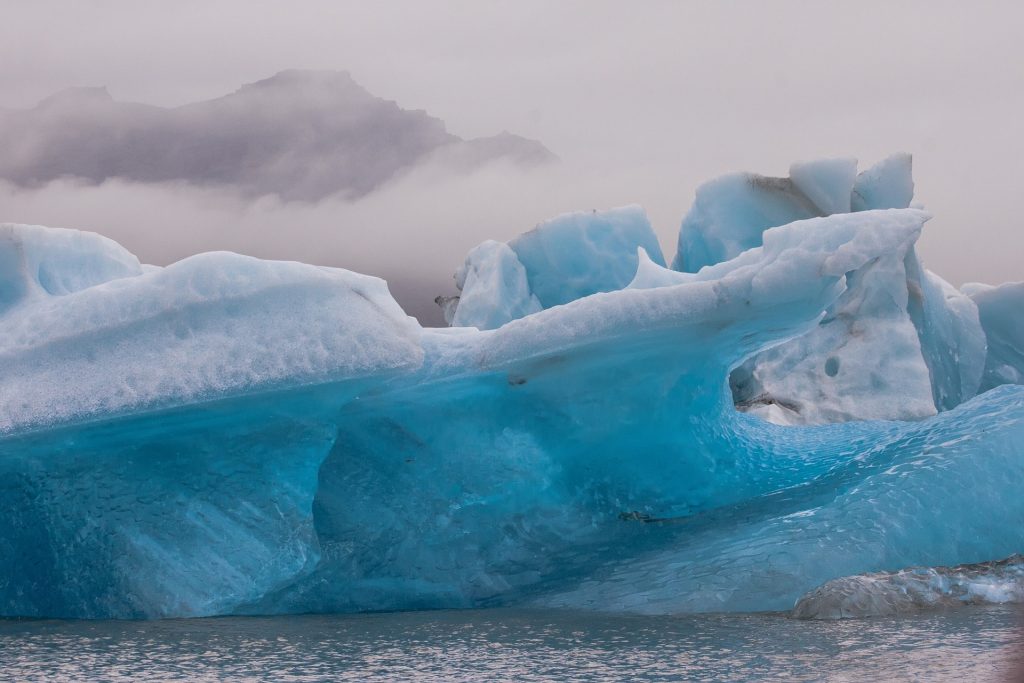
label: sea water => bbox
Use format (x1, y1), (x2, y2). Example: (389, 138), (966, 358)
(2, 606), (1022, 682)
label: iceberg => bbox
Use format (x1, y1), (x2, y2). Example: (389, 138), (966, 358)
(0, 224), (422, 434)
(850, 153), (915, 212)
(793, 554), (1024, 619)
(963, 281), (1024, 391)
(1, 156), (1022, 620)
(0, 223), (143, 314)
(448, 240), (542, 330)
(447, 205), (664, 329)
(727, 208), (937, 424)
(672, 154), (909, 274)
(446, 155), (991, 423)
(665, 154), (989, 424)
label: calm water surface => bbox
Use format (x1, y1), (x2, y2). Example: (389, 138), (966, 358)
(1, 606), (1022, 682)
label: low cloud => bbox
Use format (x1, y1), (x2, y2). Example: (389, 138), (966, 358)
(2, 146), (1018, 327)
(0, 70), (554, 202)
(0, 74), (1019, 327)
(0, 157), (673, 326)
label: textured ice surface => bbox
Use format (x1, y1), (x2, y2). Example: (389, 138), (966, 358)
(964, 281), (1024, 391)
(729, 209), (936, 424)
(670, 155), (988, 424)
(448, 205), (664, 329)
(446, 155), (984, 425)
(672, 154), (914, 273)
(793, 554), (1024, 619)
(0, 248), (422, 434)
(0, 223), (142, 314)
(449, 240), (541, 330)
(531, 385), (1024, 615)
(671, 171), (820, 274)
(788, 158), (857, 216)
(851, 153), (915, 212)
(0, 158), (1020, 620)
(509, 205), (665, 307)
(906, 256), (986, 410)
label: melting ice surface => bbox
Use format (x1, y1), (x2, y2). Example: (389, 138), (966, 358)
(0, 156), (1022, 620)
(793, 555), (1024, 620)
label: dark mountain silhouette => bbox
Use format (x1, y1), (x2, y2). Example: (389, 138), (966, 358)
(0, 70), (555, 201)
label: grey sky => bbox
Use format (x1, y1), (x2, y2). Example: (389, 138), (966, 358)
(1, 1), (1021, 324)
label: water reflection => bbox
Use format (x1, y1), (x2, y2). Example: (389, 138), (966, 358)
(1, 606), (1022, 682)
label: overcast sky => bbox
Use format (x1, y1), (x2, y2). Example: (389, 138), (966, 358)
(1, 1), (1021, 323)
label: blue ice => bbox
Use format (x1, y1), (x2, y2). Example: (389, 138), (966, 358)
(0, 156), (1021, 620)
